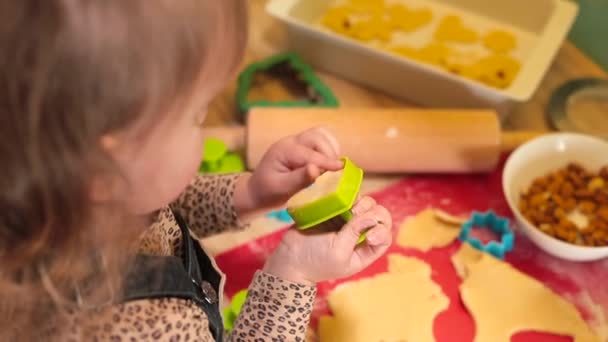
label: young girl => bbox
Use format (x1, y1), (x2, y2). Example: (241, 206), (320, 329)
(0, 1), (393, 341)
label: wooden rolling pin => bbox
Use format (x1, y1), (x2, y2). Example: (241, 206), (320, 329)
(203, 108), (543, 174)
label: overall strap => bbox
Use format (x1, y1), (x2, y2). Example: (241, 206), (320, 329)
(122, 211), (224, 340)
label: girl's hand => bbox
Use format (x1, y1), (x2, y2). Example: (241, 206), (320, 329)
(263, 197), (393, 285)
(236, 127), (343, 214)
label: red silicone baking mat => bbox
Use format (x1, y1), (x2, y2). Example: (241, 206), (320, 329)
(216, 159), (608, 341)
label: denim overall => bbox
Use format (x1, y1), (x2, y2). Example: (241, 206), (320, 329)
(122, 211), (224, 340)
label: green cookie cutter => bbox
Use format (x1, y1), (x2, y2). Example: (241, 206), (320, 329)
(235, 51), (339, 122)
(287, 157), (366, 243)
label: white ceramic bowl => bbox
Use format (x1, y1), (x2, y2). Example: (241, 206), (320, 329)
(503, 133), (608, 261)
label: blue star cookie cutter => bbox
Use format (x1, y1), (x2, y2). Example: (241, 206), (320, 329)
(459, 211), (514, 259)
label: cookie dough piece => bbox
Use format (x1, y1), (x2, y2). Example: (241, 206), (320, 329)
(397, 208), (465, 251)
(318, 255), (449, 342)
(476, 53), (521, 89)
(484, 30), (517, 53)
(434, 15), (479, 44)
(452, 244), (600, 342)
(417, 42), (452, 66)
(389, 4), (433, 32)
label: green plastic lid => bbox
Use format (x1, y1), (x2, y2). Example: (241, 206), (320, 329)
(217, 153), (246, 174)
(200, 139), (246, 174)
(223, 289), (248, 332)
(200, 160), (221, 173)
(223, 308), (237, 331)
(231, 289), (248, 313)
(287, 157), (363, 230)
(203, 138), (228, 163)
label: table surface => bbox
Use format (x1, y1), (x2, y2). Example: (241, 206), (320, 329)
(202, 0), (608, 255)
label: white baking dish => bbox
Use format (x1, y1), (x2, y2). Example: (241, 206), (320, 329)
(266, 0), (578, 119)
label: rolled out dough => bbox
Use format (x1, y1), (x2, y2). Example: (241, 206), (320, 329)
(452, 244), (600, 342)
(318, 254), (449, 342)
(397, 208), (464, 252)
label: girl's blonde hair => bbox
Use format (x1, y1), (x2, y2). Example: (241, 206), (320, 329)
(0, 0), (247, 339)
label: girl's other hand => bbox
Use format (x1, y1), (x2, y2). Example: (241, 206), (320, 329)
(244, 127), (343, 210)
(263, 197), (393, 285)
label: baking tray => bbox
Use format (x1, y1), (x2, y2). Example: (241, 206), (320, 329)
(266, 0), (578, 119)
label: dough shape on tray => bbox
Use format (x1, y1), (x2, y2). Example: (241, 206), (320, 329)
(318, 254), (449, 342)
(397, 208), (465, 251)
(452, 244), (600, 342)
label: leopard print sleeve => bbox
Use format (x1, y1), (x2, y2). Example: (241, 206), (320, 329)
(77, 271), (316, 342)
(170, 173), (248, 239)
(228, 270), (317, 342)
(79, 298), (217, 341)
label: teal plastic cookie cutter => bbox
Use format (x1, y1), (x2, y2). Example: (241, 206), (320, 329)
(235, 51), (339, 122)
(459, 211), (515, 259)
(266, 209), (294, 223)
(200, 138), (245, 174)
(223, 289), (248, 332)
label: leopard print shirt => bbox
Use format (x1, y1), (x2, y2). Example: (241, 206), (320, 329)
(77, 174), (317, 341)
